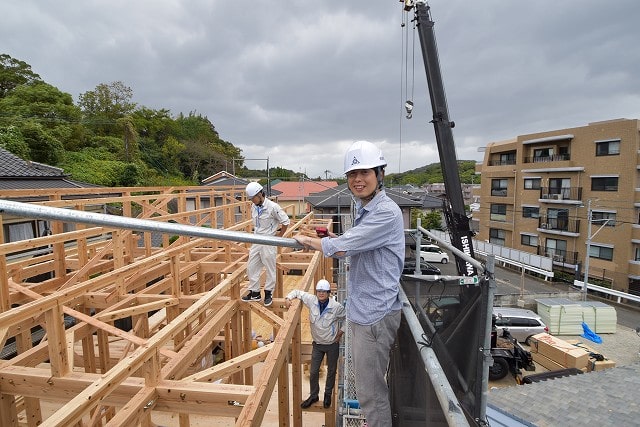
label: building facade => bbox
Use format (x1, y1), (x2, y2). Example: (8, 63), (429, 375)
(475, 118), (640, 295)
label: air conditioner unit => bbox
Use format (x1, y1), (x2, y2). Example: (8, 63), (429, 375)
(551, 194), (563, 200)
(541, 194), (550, 199)
(540, 223), (548, 229)
(552, 254), (563, 262)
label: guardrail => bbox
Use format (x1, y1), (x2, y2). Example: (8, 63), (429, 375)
(573, 280), (640, 304)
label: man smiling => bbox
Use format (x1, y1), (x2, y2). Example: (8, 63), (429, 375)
(294, 141), (404, 427)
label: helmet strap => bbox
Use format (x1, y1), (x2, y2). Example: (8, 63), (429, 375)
(374, 166), (385, 190)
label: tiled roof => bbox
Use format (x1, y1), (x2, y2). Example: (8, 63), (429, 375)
(201, 176), (250, 187)
(271, 181), (338, 200)
(0, 148), (66, 178)
(0, 178), (90, 190)
(487, 362), (640, 426)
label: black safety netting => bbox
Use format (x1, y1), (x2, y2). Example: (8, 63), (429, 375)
(389, 276), (489, 426)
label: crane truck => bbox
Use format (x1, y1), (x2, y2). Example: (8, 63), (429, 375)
(405, 0), (535, 392)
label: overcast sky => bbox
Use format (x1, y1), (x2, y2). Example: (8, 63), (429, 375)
(3, 0), (639, 179)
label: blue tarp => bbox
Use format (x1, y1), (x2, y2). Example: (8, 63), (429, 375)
(581, 322), (602, 344)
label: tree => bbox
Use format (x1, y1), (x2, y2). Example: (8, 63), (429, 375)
(0, 54), (42, 98)
(116, 116), (139, 162)
(78, 81), (136, 136)
(411, 208), (443, 230)
(0, 81), (83, 152)
(0, 126), (30, 159)
(20, 120), (64, 165)
(175, 112), (243, 181)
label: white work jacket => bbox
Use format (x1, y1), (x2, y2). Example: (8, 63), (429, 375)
(286, 290), (346, 345)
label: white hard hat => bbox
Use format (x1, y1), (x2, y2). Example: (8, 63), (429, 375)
(343, 141), (387, 175)
(246, 182), (263, 197)
(316, 279), (331, 292)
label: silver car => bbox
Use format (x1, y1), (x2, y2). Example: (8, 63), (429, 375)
(493, 307), (548, 344)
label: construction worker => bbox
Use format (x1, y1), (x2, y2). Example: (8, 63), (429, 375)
(242, 182), (290, 307)
(285, 279), (346, 409)
(293, 141), (403, 427)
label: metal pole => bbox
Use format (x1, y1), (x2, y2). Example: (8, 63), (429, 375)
(583, 199), (592, 301)
(398, 287), (470, 427)
(479, 255), (497, 425)
(0, 199), (303, 249)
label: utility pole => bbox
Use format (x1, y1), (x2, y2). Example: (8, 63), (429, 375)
(582, 199), (611, 301)
(583, 199), (592, 301)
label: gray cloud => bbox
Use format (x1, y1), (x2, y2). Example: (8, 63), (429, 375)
(3, 0), (639, 178)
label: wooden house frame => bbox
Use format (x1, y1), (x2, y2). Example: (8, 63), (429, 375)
(0, 186), (335, 426)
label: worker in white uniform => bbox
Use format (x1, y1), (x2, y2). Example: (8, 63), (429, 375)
(242, 182), (290, 307)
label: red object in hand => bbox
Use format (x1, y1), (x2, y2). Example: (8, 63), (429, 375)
(315, 227), (328, 237)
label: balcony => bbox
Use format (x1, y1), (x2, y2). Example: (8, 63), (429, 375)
(538, 216), (581, 235)
(488, 158), (516, 166)
(538, 246), (579, 265)
(539, 186), (582, 203)
(524, 153), (571, 163)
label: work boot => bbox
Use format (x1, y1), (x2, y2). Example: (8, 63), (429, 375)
(241, 291), (261, 302)
(301, 396), (318, 408)
(263, 290), (273, 307)
(323, 393), (331, 408)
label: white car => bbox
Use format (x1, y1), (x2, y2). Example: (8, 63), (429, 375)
(493, 307), (549, 344)
(419, 244), (450, 264)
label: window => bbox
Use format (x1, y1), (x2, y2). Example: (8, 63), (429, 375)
(595, 139), (620, 156)
(533, 148), (553, 162)
(491, 179), (508, 196)
(549, 178), (571, 198)
(547, 208), (570, 231)
(545, 238), (567, 258)
(591, 177), (618, 191)
(5, 222), (36, 243)
(522, 206), (539, 218)
(588, 244), (613, 261)
(591, 211), (616, 227)
(521, 234), (538, 247)
(489, 228), (506, 246)
(499, 151), (516, 165)
(490, 204), (507, 221)
(524, 178), (541, 190)
(635, 247), (640, 262)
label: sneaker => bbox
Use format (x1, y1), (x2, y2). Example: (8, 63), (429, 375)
(263, 291), (273, 307)
(241, 291), (261, 302)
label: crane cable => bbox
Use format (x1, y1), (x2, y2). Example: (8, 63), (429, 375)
(399, 7), (417, 174)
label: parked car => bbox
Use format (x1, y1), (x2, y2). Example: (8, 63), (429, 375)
(403, 259), (441, 275)
(493, 307), (548, 344)
(419, 244), (450, 264)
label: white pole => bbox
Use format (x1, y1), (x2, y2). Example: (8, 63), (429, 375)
(582, 199), (592, 301)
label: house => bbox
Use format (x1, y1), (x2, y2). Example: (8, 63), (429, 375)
(270, 180), (338, 218)
(0, 147), (99, 243)
(305, 183), (424, 234)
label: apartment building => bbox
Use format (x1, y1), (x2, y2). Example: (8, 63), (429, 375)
(475, 118), (640, 296)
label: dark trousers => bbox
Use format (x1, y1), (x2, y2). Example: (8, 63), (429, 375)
(309, 341), (340, 399)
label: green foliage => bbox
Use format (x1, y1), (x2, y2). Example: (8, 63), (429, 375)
(0, 126), (30, 158)
(79, 81), (136, 136)
(0, 81), (84, 154)
(411, 208), (443, 229)
(0, 54), (42, 98)
(20, 120), (64, 164)
(387, 160), (477, 186)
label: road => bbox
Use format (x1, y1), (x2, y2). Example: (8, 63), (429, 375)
(434, 253), (640, 330)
